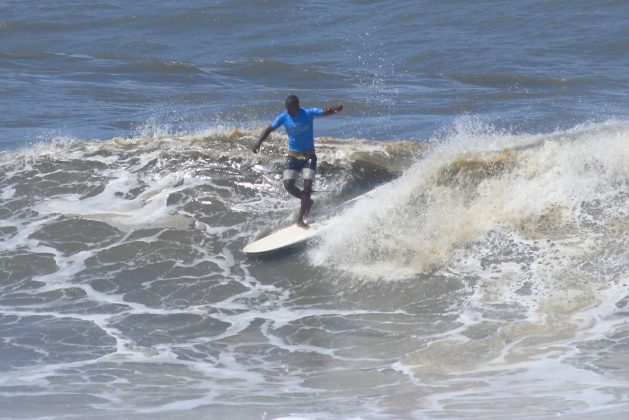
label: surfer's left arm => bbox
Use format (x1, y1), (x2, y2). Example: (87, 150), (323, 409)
(322, 104), (343, 116)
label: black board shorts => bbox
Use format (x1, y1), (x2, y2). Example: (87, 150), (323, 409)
(283, 153), (317, 181)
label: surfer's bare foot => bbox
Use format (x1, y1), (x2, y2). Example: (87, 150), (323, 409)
(296, 220), (310, 230)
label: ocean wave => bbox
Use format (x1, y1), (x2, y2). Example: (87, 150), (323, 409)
(216, 59), (353, 88)
(0, 127), (421, 235)
(311, 118), (629, 279)
(104, 60), (205, 76)
(444, 72), (596, 88)
(305, 118), (629, 388)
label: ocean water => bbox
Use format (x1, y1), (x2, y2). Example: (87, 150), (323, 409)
(1, 1), (628, 419)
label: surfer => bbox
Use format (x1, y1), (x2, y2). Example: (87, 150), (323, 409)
(252, 95), (343, 229)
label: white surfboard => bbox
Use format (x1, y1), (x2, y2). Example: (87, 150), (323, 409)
(243, 221), (329, 255)
(243, 186), (381, 255)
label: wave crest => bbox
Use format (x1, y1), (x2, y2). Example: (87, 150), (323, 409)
(310, 119), (629, 280)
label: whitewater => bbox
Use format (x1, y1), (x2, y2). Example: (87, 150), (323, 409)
(1, 119), (628, 418)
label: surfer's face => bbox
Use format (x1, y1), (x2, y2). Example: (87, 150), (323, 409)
(286, 102), (299, 116)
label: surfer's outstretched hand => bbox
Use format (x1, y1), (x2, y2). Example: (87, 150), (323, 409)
(253, 125), (274, 154)
(323, 104), (343, 116)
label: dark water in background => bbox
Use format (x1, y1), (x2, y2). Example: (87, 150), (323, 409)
(2, 0), (628, 147)
(1, 1), (629, 419)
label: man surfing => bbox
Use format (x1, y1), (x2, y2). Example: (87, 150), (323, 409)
(252, 95), (343, 229)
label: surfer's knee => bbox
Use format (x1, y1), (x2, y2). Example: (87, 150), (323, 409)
(283, 179), (295, 191)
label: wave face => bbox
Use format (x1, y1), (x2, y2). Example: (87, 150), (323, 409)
(313, 119), (628, 279)
(1, 121), (628, 418)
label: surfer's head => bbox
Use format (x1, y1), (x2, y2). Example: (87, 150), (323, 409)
(285, 95), (299, 116)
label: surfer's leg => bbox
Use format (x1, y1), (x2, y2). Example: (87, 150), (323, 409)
(296, 180), (313, 227)
(297, 193), (311, 230)
(285, 178), (310, 229)
(301, 155), (316, 219)
(301, 179), (314, 218)
(284, 155), (316, 229)
(297, 156), (316, 229)
(283, 179), (303, 199)
(283, 157), (303, 199)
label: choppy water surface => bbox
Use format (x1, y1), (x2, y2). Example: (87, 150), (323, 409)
(2, 0), (628, 147)
(1, 1), (629, 419)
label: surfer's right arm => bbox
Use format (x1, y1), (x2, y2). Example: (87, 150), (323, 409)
(252, 125), (275, 154)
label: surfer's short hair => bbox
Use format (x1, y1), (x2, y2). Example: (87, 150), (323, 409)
(285, 95), (299, 108)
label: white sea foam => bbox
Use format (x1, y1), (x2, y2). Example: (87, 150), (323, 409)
(0, 121), (627, 419)
(311, 118), (628, 279)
